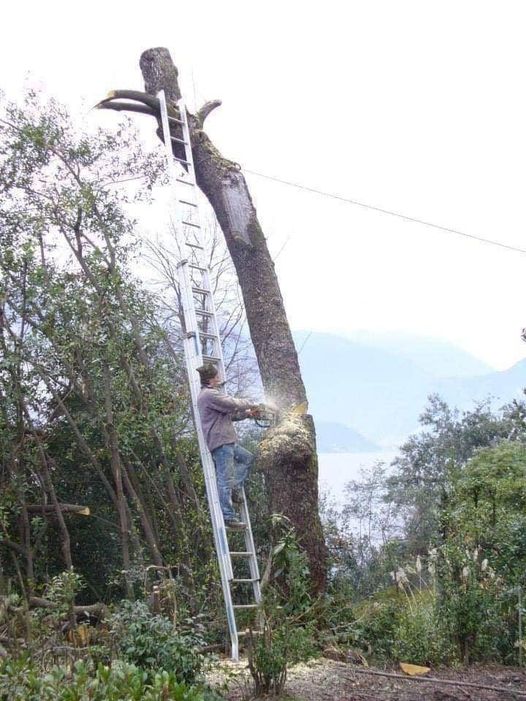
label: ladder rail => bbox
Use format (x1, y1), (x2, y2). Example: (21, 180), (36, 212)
(158, 90), (262, 662)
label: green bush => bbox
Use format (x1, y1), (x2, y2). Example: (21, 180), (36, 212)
(392, 591), (455, 665)
(0, 657), (210, 701)
(247, 619), (314, 697)
(351, 590), (402, 661)
(108, 601), (205, 685)
(436, 541), (507, 663)
(246, 517), (318, 696)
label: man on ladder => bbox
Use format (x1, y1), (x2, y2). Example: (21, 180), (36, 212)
(196, 363), (259, 529)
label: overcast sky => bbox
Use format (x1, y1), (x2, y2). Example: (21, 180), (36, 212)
(3, 1), (526, 369)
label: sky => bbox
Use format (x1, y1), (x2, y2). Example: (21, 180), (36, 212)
(2, 0), (526, 370)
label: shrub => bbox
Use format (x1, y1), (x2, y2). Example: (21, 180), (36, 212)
(108, 601), (205, 685)
(351, 589), (402, 661)
(0, 657), (209, 701)
(246, 516), (318, 696)
(436, 541), (507, 663)
(392, 591), (455, 665)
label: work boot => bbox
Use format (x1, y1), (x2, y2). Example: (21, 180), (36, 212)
(224, 516), (245, 530)
(231, 489), (243, 505)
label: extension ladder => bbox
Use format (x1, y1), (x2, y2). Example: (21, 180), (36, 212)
(158, 90), (262, 661)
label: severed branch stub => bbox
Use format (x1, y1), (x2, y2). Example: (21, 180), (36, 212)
(26, 503), (90, 516)
(196, 100), (222, 127)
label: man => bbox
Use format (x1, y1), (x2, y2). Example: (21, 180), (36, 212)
(196, 363), (256, 528)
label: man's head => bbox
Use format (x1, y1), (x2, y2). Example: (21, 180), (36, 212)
(196, 363), (220, 387)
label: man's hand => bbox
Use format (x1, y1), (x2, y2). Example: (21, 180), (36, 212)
(246, 405), (262, 419)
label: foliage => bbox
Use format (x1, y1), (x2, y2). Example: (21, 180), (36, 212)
(447, 441), (526, 585)
(321, 396), (526, 667)
(0, 657), (212, 701)
(0, 88), (219, 607)
(246, 516), (317, 696)
(391, 590), (455, 665)
(386, 395), (522, 553)
(323, 462), (405, 598)
(434, 441), (526, 663)
(247, 619), (313, 697)
(434, 541), (505, 663)
(41, 570), (84, 620)
(337, 565), (454, 665)
(108, 600), (205, 685)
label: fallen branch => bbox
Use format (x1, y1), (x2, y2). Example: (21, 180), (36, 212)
(26, 504), (90, 516)
(27, 598), (107, 618)
(2, 595), (107, 621)
(351, 667), (526, 697)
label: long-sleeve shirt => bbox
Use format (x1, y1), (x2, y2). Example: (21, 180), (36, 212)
(197, 387), (252, 452)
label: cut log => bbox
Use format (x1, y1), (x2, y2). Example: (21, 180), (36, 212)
(26, 504), (90, 516)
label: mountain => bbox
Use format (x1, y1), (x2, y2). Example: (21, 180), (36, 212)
(296, 332), (434, 448)
(347, 331), (493, 378)
(315, 421), (380, 453)
(436, 358), (526, 410)
(293, 331), (526, 449)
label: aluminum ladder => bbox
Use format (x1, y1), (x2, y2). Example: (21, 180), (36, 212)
(157, 90), (262, 661)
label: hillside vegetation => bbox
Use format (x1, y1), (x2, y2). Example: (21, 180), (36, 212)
(1, 92), (525, 700)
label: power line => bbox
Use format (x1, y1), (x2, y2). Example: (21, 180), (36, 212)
(244, 168), (526, 255)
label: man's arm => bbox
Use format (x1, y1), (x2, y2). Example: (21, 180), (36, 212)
(204, 390), (252, 415)
(232, 406), (258, 422)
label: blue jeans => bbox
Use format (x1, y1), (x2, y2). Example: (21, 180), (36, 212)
(211, 443), (254, 520)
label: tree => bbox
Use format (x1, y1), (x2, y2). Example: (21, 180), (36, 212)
(98, 47), (327, 592)
(0, 92), (214, 603)
(386, 394), (518, 553)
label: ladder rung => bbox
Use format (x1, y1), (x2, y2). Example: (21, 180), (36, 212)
(195, 309), (213, 316)
(200, 332), (219, 340)
(233, 604), (259, 609)
(176, 178), (195, 186)
(230, 551), (253, 557)
(202, 355), (221, 364)
(192, 286), (210, 295)
(182, 220), (201, 229)
(168, 116), (184, 124)
(170, 136), (188, 145)
(173, 156), (192, 166)
(232, 578), (259, 583)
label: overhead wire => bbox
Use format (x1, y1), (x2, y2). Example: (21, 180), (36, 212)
(244, 168), (526, 255)
(95, 157), (526, 256)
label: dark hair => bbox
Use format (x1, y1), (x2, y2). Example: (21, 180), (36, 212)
(196, 363), (218, 385)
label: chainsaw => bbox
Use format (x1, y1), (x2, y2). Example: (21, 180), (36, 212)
(250, 401), (308, 428)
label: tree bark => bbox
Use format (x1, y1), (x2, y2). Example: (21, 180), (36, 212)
(140, 47), (327, 593)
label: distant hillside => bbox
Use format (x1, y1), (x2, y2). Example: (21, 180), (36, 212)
(436, 358), (526, 410)
(315, 421), (380, 453)
(348, 331), (493, 378)
(294, 331), (526, 449)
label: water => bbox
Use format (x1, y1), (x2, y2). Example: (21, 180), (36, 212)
(318, 450), (397, 504)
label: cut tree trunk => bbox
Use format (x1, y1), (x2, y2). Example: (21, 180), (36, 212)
(100, 47), (328, 593)
(140, 47), (327, 594)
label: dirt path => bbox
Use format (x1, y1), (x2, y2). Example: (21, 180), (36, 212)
(207, 657), (526, 700)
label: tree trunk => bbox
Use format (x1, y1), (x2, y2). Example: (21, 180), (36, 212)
(137, 47), (327, 593)
(101, 362), (134, 598)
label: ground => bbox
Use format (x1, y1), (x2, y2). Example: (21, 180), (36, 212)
(207, 657), (526, 700)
